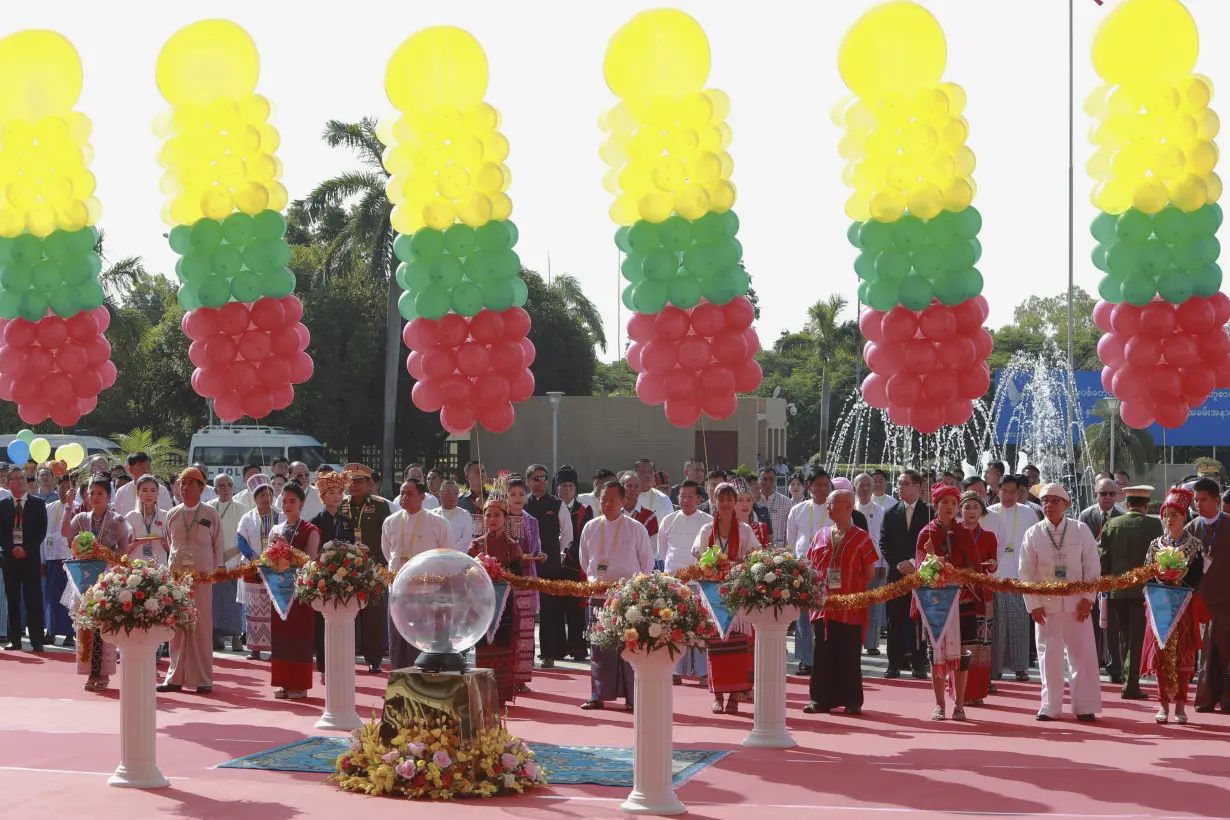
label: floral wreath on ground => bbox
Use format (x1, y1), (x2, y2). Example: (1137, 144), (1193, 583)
(295, 540), (385, 607)
(72, 558), (198, 636)
(331, 714), (548, 800)
(719, 548), (819, 614)
(590, 571), (714, 658)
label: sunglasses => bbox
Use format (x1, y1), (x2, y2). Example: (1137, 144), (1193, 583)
(1098, 491), (1117, 497)
(529, 475), (548, 481)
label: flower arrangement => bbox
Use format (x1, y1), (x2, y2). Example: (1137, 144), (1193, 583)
(259, 540), (303, 573)
(71, 558), (198, 636)
(295, 541), (385, 607)
(331, 714), (547, 800)
(917, 554), (944, 585)
(719, 548), (819, 614)
(71, 531), (100, 559)
(697, 544), (732, 581)
(476, 552), (503, 582)
(590, 571), (713, 658)
(1155, 546), (1188, 573)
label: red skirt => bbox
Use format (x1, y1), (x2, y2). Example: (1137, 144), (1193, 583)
(271, 602), (315, 691)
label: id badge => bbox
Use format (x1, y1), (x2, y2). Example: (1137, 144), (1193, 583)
(1004, 543), (1015, 555)
(1054, 564), (1067, 580)
(143, 543), (154, 559)
(827, 569), (842, 590)
(11, 528), (21, 547)
(597, 560), (609, 573)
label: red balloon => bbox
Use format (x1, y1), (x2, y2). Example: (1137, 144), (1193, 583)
(722, 297), (755, 331)
(911, 403), (944, 434)
(489, 340), (526, 372)
(1210, 292), (1230, 325)
(1100, 366), (1115, 393)
(270, 384), (294, 410)
(864, 341), (903, 376)
(710, 332), (749, 364)
(1112, 365), (1150, 402)
(26, 346), (53, 374)
(626, 341), (644, 372)
(1213, 358), (1230, 390)
(280, 296), (304, 324)
(689, 302), (725, 337)
(289, 352), (314, 383)
(197, 367), (228, 398)
(701, 364), (736, 399)
(887, 404), (911, 427)
(1198, 330), (1230, 363)
(473, 372), (510, 405)
(972, 329), (993, 361)
(439, 373), (474, 407)
(919, 305), (957, 341)
(1155, 399), (1189, 429)
(936, 335), (976, 369)
(520, 338), (536, 367)
(188, 340), (208, 368)
(98, 360), (117, 389)
(190, 368), (202, 395)
(943, 400), (975, 427)
(1119, 400), (1155, 429)
(1174, 296), (1215, 334)
(4, 319), (36, 348)
(438, 313), (469, 348)
(403, 317), (435, 351)
(213, 391), (244, 422)
(902, 339), (938, 373)
(229, 361), (259, 393)
(664, 397), (702, 427)
(1139, 301), (1177, 337)
(50, 402), (81, 427)
(479, 401), (516, 433)
(861, 373), (889, 409)
(469, 309), (506, 344)
(36, 317), (67, 349)
(258, 356), (291, 389)
(91, 306), (110, 334)
(952, 299), (983, 334)
(741, 327), (760, 356)
(244, 389), (275, 420)
(42, 371), (72, 405)
(1096, 333), (1126, 368)
(422, 347), (458, 380)
(502, 306), (532, 340)
(218, 301), (250, 336)
(250, 298), (286, 331)
(11, 378), (38, 405)
(1123, 335), (1160, 369)
(731, 358), (762, 392)
(440, 403), (478, 435)
(1091, 300), (1114, 333)
(627, 312), (657, 343)
(655, 306), (691, 341)
(239, 330), (272, 362)
(972, 295), (989, 321)
(0, 345), (24, 374)
(922, 369), (958, 399)
(882, 306), (919, 343)
(1180, 366), (1216, 399)
(1161, 332), (1199, 365)
(956, 363), (991, 400)
(635, 372), (667, 405)
(76, 395), (96, 416)
(508, 368), (535, 402)
(1154, 365), (1182, 397)
(294, 323), (310, 350)
(678, 335), (712, 369)
(455, 341), (490, 377)
(204, 334), (238, 368)
(859, 308), (886, 343)
(17, 402), (46, 424)
(702, 390), (738, 420)
(641, 338), (680, 373)
(885, 373), (923, 407)
(271, 328), (301, 357)
(0, 375), (14, 401)
(664, 368), (700, 402)
(412, 378), (444, 412)
(1110, 303), (1143, 335)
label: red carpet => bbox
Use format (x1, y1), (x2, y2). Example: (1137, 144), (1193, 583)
(1, 648), (1228, 819)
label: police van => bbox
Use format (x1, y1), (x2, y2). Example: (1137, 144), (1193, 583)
(187, 425), (342, 482)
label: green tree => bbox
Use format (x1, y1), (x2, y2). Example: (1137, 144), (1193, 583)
(110, 428), (185, 475)
(550, 274), (606, 352)
(1084, 398), (1155, 478)
(992, 287), (1102, 370)
(805, 295), (859, 461)
(593, 358), (636, 396)
(520, 270), (598, 396)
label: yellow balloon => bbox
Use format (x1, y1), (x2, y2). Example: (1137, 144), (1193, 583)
(29, 438), (50, 463)
(907, 183), (944, 219)
(456, 192), (493, 227)
(1197, 109), (1220, 141)
(839, 2), (946, 99)
(942, 178), (974, 211)
(0, 31), (82, 121)
(157, 20), (260, 107)
(422, 196), (456, 230)
(26, 203), (56, 237)
(480, 131), (509, 164)
(1206, 171), (1223, 203)
(604, 10), (709, 102)
(206, 97), (240, 131)
(845, 193), (872, 223)
(708, 179), (736, 212)
(55, 201), (87, 232)
(1186, 140), (1218, 176)
(610, 195), (638, 226)
(259, 124), (281, 154)
(638, 190), (675, 223)
(674, 182), (711, 220)
(238, 93), (271, 125)
(64, 443), (84, 470)
(489, 192), (513, 221)
(1092, 0), (1197, 87)
(0, 210), (20, 238)
(385, 27), (488, 114)
(200, 185), (234, 220)
(1132, 178), (1169, 214)
(869, 189), (906, 222)
(266, 181), (288, 212)
(227, 124), (262, 157)
(1169, 174), (1208, 212)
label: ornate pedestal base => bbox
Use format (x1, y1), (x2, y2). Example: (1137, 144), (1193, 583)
(379, 668), (498, 746)
(742, 606), (800, 749)
(620, 648), (685, 816)
(313, 598), (366, 731)
(109, 626), (175, 788)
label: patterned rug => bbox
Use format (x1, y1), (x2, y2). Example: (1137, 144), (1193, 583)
(218, 737), (730, 786)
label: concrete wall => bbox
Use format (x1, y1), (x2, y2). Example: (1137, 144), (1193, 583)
(460, 396), (786, 484)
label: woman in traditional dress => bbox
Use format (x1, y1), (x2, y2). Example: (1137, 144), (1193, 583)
(468, 496), (523, 706)
(913, 485), (996, 721)
(124, 475), (169, 565)
(1143, 487), (1206, 725)
(236, 480), (278, 661)
(506, 477), (546, 693)
(733, 479), (768, 700)
(67, 477), (131, 691)
(957, 491), (998, 706)
(268, 483), (320, 699)
(309, 471), (354, 681)
(693, 482), (757, 715)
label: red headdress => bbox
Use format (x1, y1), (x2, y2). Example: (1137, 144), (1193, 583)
(931, 483), (960, 506)
(1160, 487), (1194, 518)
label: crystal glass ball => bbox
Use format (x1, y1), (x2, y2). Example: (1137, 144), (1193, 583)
(390, 548), (496, 655)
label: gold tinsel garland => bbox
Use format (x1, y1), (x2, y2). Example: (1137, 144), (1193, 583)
(90, 544), (309, 585)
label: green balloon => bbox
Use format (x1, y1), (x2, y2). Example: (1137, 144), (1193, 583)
(1115, 209), (1153, 245)
(627, 221), (660, 255)
(10, 234), (41, 266)
(643, 249), (677, 282)
(898, 275), (934, 310)
(190, 218), (224, 251)
(230, 271), (262, 302)
(410, 229), (445, 260)
(706, 266), (748, 305)
(911, 244), (945, 279)
(942, 240), (976, 273)
(77, 280), (105, 312)
(1156, 269), (1193, 304)
(430, 256), (464, 288)
(415, 285), (450, 319)
(464, 251), (498, 284)
(1098, 274), (1124, 303)
(622, 283), (636, 311)
(397, 290), (418, 321)
(857, 280), (871, 306)
(245, 239), (289, 273)
(683, 244), (719, 278)
(892, 215), (927, 250)
(16, 429), (34, 444)
(451, 282), (484, 316)
(691, 212), (725, 244)
(858, 219), (894, 253)
(621, 255), (645, 283)
(73, 226), (100, 256)
(1091, 243), (1110, 273)
(933, 275), (965, 306)
(251, 209), (288, 241)
(959, 266), (984, 299)
(212, 244), (243, 278)
(0, 291), (19, 319)
(17, 290), (47, 321)
(953, 206), (982, 238)
(510, 276), (528, 307)
(392, 233), (415, 263)
(1105, 241), (1140, 278)
(659, 216), (692, 252)
(631, 280), (668, 313)
(1192, 263), (1223, 297)
(0, 237), (12, 267)
(1090, 211), (1119, 244)
(1138, 239), (1171, 275)
(1, 264), (31, 292)
(198, 275), (231, 308)
(42, 230), (72, 262)
(177, 286), (202, 312)
(925, 210), (960, 246)
(711, 237), (740, 268)
(866, 278), (899, 311)
(720, 210), (739, 238)
(84, 250), (102, 278)
(482, 279), (515, 312)
(444, 224), (477, 257)
(403, 260), (432, 292)
(49, 289), (77, 318)
(222, 213), (255, 247)
(168, 224), (194, 255)
(259, 269), (296, 298)
(1191, 235), (1220, 267)
(475, 220), (512, 251)
(395, 262), (412, 291)
(846, 222), (862, 249)
(30, 260), (62, 294)
(60, 256), (92, 286)
(179, 252), (212, 283)
(1151, 207), (1189, 245)
(614, 226), (632, 253)
(875, 249), (911, 282)
(668, 274), (702, 308)
(853, 251), (877, 281)
(1121, 272), (1156, 306)
(493, 249), (521, 279)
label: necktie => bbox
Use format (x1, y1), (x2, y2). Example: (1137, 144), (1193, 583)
(905, 503), (913, 531)
(14, 498), (21, 529)
(1100, 511), (1108, 539)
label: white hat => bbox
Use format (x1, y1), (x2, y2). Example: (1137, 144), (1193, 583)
(1039, 483), (1069, 503)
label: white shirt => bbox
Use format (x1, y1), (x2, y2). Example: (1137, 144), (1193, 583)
(124, 505), (170, 565)
(987, 502), (1040, 579)
(578, 514), (654, 583)
(636, 487), (675, 560)
(659, 508), (712, 573)
(382, 508), (453, 571)
(1019, 516), (1100, 615)
(787, 500), (829, 559)
(855, 498), (886, 567)
(208, 497), (250, 569)
(201, 486), (218, 504)
(113, 479), (173, 518)
(0, 488), (14, 502)
(411, 493), (441, 511)
(430, 505), (473, 550)
(873, 493), (899, 511)
(578, 493), (597, 513)
(42, 500), (71, 562)
(692, 521), (757, 562)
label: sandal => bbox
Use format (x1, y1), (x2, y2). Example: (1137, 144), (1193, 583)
(580, 699), (604, 710)
(951, 706), (966, 721)
(931, 706), (946, 721)
(287, 690), (307, 700)
(1175, 708), (1188, 725)
(274, 688), (289, 700)
(711, 700), (725, 714)
(1155, 708), (1169, 724)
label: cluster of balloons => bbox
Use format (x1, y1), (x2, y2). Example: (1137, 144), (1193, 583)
(0, 226), (105, 320)
(404, 308), (534, 435)
(1093, 295), (1230, 429)
(625, 297), (762, 427)
(1087, 0), (1220, 216)
(848, 207), (983, 311)
(0, 31), (101, 238)
(183, 296), (312, 422)
(1090, 204), (1222, 304)
(600, 11), (735, 227)
(392, 219), (525, 320)
(167, 209), (294, 311)
(5, 430), (85, 470)
(155, 21), (288, 229)
(836, 4), (976, 224)
(859, 299), (993, 434)
(615, 210), (746, 313)
(0, 306), (114, 425)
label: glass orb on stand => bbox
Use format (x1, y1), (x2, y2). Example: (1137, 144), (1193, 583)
(389, 548), (496, 672)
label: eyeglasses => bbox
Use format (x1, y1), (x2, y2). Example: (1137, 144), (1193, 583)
(1098, 491), (1117, 497)
(529, 474), (548, 481)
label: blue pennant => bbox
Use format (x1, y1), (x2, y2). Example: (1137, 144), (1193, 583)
(486, 581), (511, 644)
(913, 585), (961, 647)
(698, 580), (734, 640)
(1144, 581), (1193, 649)
(260, 566), (299, 621)
(65, 559), (107, 597)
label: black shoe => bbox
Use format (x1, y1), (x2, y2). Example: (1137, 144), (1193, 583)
(247, 651), (262, 660)
(1077, 713), (1096, 722)
(30, 645), (43, 653)
(569, 653), (589, 662)
(42, 633), (54, 643)
(196, 686), (213, 694)
(1110, 675), (1124, 685)
(797, 664), (812, 675)
(541, 659), (555, 669)
(865, 648), (881, 656)
(884, 667), (901, 679)
(845, 706), (862, 715)
(62, 637), (74, 648)
(4, 643), (18, 650)
(1121, 690), (1148, 700)
(156, 683), (182, 693)
(1036, 713), (1056, 721)
(801, 701), (828, 714)
(1194, 705), (1214, 713)
(368, 664), (381, 674)
(912, 668), (929, 680)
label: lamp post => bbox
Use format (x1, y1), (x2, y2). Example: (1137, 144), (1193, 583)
(547, 392), (564, 476)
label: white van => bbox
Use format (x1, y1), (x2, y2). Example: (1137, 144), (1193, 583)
(187, 425), (342, 482)
(0, 433), (119, 460)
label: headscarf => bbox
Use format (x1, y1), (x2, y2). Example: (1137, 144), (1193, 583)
(1160, 487), (1194, 519)
(729, 477), (752, 496)
(247, 473), (270, 492)
(316, 471), (347, 497)
(178, 467), (206, 487)
(959, 489), (987, 515)
(831, 477), (853, 492)
(931, 483), (960, 506)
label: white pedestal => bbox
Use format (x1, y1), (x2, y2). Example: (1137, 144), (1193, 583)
(109, 626), (175, 788)
(312, 597), (365, 731)
(741, 606), (800, 749)
(620, 647), (685, 816)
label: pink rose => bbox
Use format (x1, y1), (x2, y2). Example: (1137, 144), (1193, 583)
(501, 753), (519, 770)
(433, 751), (451, 768)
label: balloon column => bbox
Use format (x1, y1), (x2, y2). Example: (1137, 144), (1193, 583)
(0, 31), (114, 425)
(156, 21), (311, 422)
(601, 10), (760, 427)
(837, 2), (991, 433)
(381, 27), (531, 434)
(1088, 0), (1229, 429)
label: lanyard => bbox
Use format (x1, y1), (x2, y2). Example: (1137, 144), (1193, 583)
(400, 510), (425, 553)
(1045, 520), (1068, 556)
(808, 502), (828, 538)
(442, 508), (458, 521)
(1201, 515), (1221, 546)
(599, 516), (624, 563)
(218, 501), (233, 526)
(351, 495), (370, 535)
(822, 526), (851, 578)
(90, 512), (104, 538)
(284, 519), (301, 545)
(180, 506), (203, 538)
(141, 505), (158, 536)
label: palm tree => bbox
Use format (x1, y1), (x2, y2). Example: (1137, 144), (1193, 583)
(1085, 398), (1155, 478)
(110, 428), (184, 477)
(806, 295), (856, 462)
(301, 118), (399, 495)
(550, 274), (606, 352)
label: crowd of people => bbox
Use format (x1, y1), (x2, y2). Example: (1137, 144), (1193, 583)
(1, 451), (1227, 729)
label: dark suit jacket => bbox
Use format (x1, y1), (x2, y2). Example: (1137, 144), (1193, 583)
(1099, 510), (1162, 600)
(0, 495), (48, 564)
(1077, 504), (1122, 541)
(881, 500), (933, 582)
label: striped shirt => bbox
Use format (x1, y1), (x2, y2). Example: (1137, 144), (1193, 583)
(808, 524), (878, 626)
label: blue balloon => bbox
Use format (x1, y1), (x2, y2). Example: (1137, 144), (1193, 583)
(6, 439), (29, 464)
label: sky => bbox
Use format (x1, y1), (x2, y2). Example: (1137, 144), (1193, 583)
(3, 0), (1228, 360)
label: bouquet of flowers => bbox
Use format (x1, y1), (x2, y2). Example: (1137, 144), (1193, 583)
(697, 544), (732, 581)
(719, 548), (819, 614)
(332, 714), (547, 800)
(71, 558), (198, 636)
(476, 552), (503, 581)
(590, 571), (713, 658)
(259, 540), (300, 573)
(295, 540), (385, 607)
(1155, 545), (1188, 572)
(917, 553), (944, 585)
(71, 531), (99, 559)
